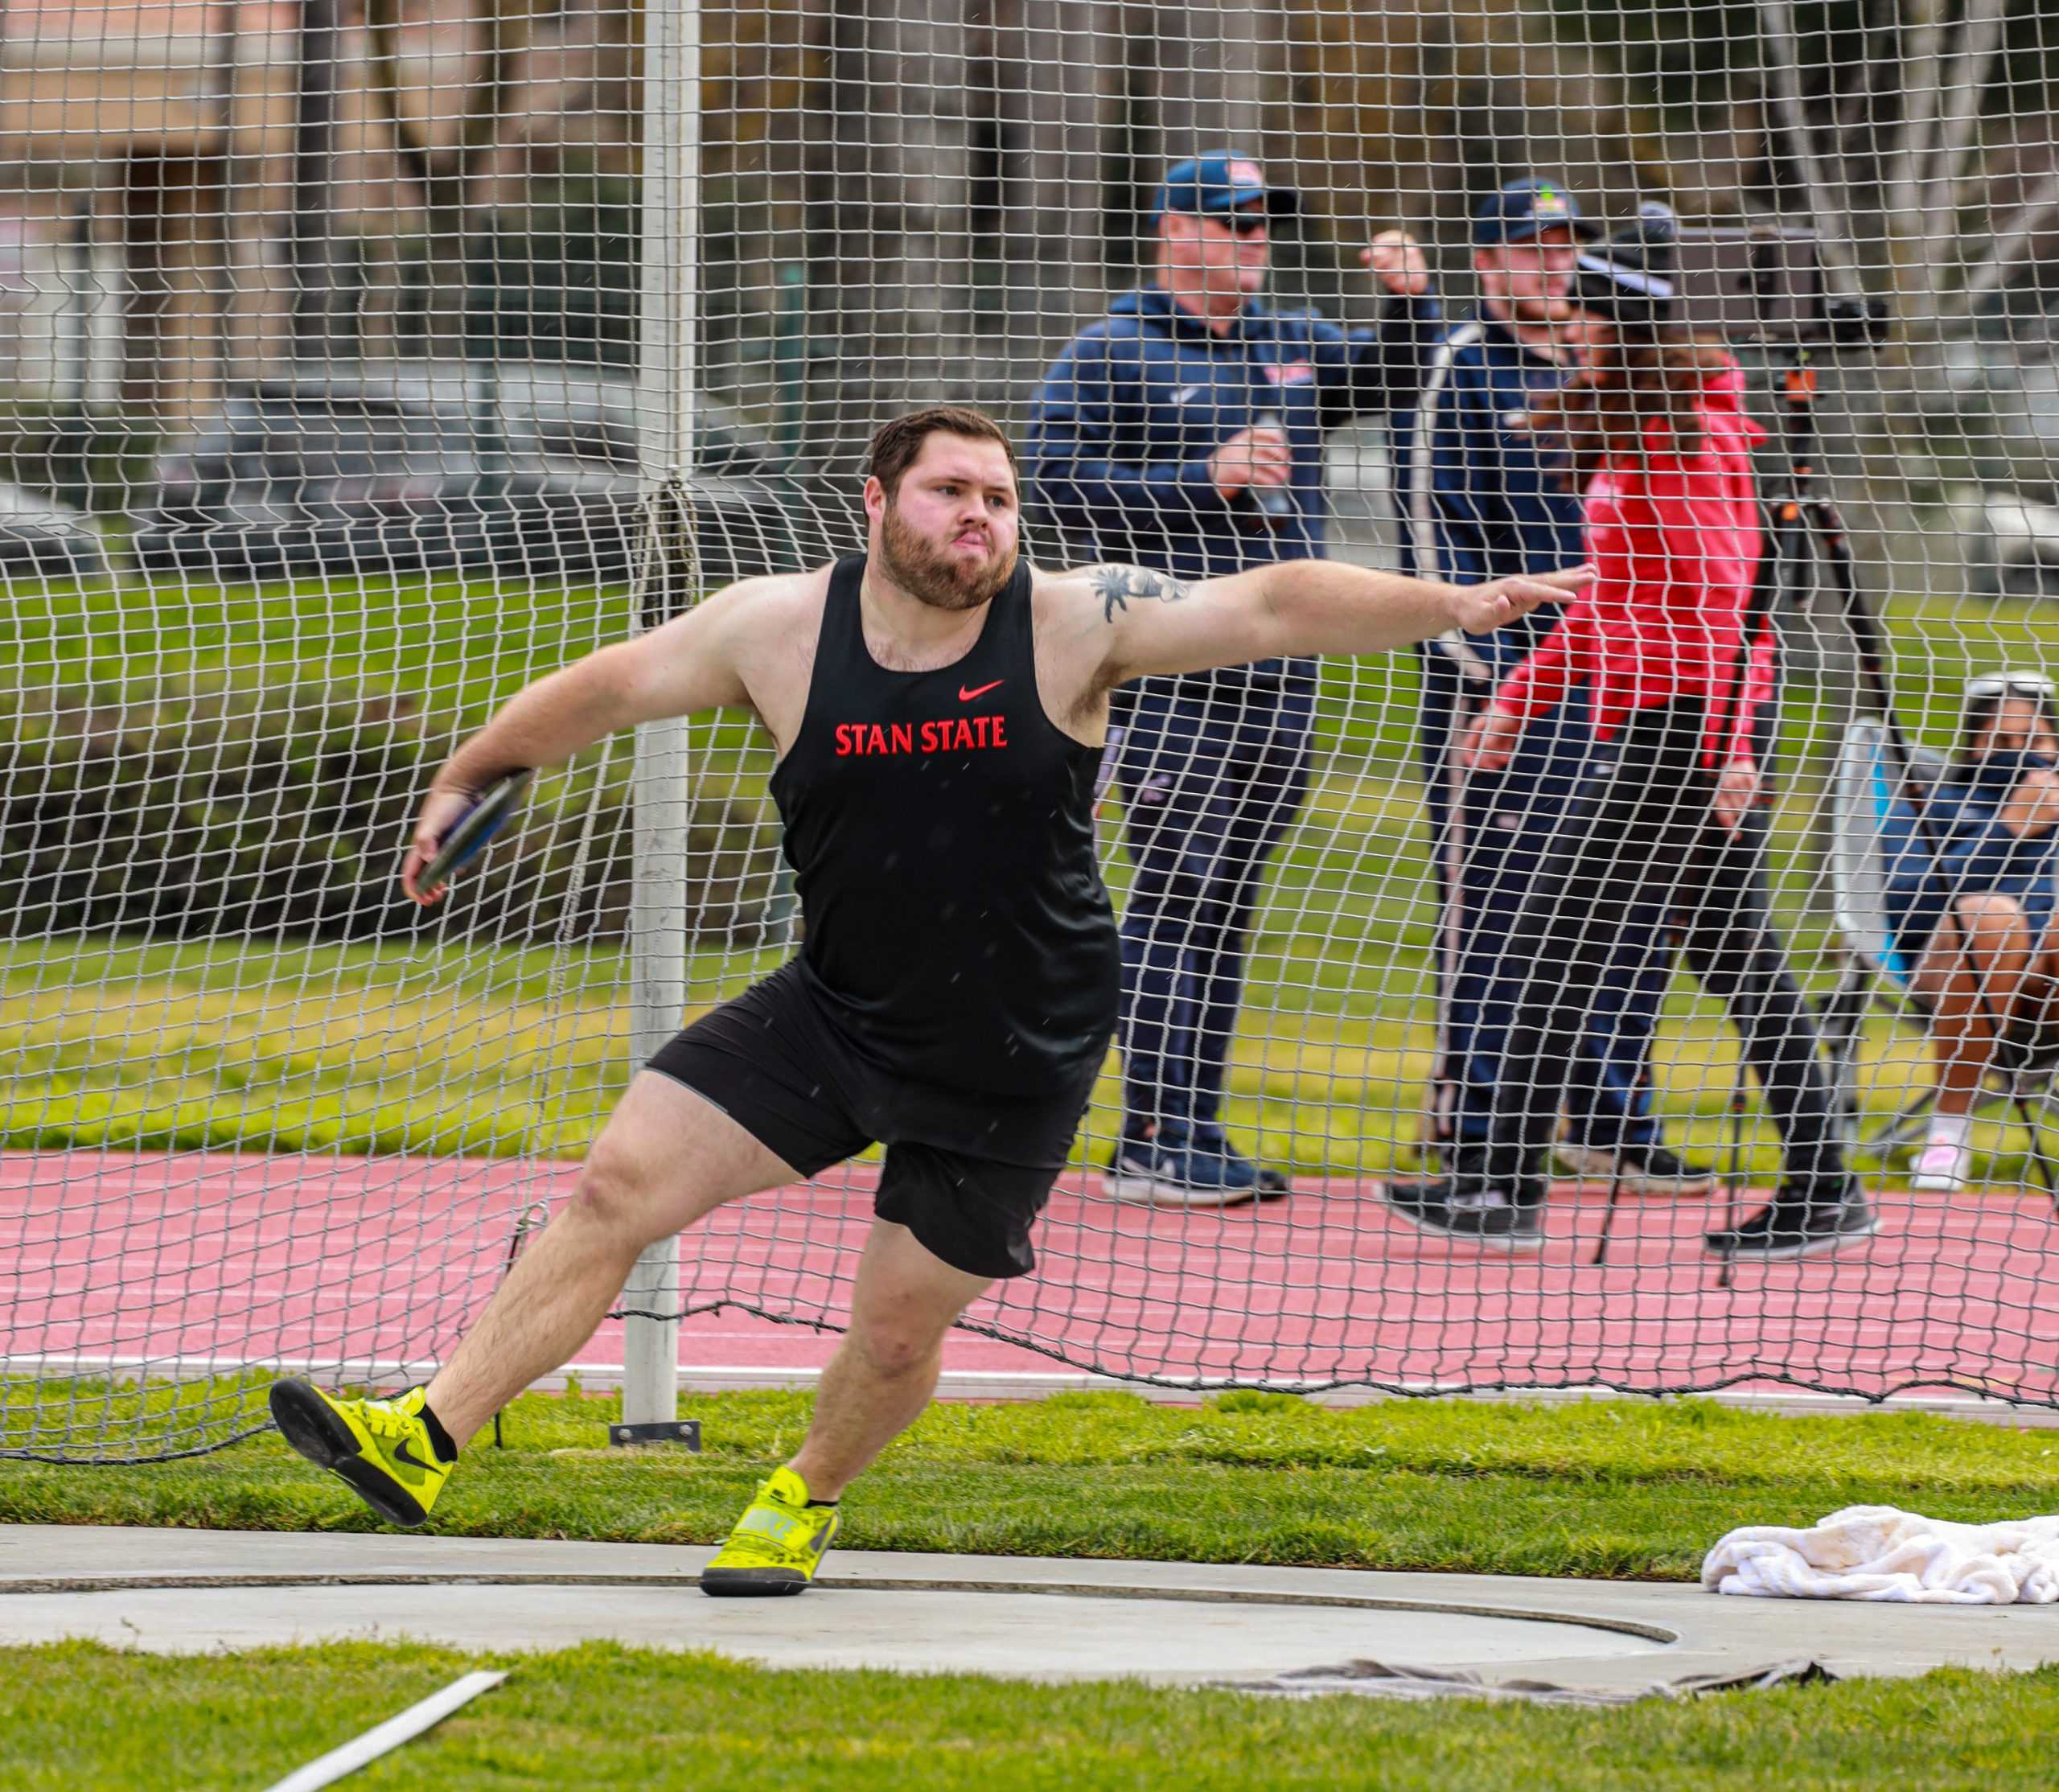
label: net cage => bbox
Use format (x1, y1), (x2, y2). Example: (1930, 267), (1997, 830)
(6, 0), (2059, 1461)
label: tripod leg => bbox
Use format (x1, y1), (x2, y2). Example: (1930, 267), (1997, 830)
(1714, 1058), (1751, 1293)
(1591, 1158), (1627, 1266)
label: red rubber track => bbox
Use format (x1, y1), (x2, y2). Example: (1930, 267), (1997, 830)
(6, 1151), (2056, 1401)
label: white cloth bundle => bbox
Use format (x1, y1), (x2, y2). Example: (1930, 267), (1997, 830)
(1703, 1505), (2059, 1604)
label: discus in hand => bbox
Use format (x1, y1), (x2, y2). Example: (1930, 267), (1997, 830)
(413, 771), (532, 904)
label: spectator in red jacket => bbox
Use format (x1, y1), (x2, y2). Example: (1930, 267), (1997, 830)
(1382, 219), (1875, 1262)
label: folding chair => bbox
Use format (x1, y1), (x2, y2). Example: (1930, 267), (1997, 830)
(1820, 717), (2059, 1159)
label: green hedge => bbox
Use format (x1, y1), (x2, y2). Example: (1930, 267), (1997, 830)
(0, 673), (779, 943)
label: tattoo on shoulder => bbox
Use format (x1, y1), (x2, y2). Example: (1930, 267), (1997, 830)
(1088, 564), (1191, 623)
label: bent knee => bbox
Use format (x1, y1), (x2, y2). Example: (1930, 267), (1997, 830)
(565, 1142), (666, 1243)
(848, 1317), (947, 1379)
(1953, 891), (2029, 935)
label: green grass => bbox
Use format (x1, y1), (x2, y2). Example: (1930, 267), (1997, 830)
(3, 573), (2057, 1173)
(9, 570), (636, 732)
(2, 1638), (2053, 1791)
(12, 1388), (2059, 1784)
(0, 933), (634, 1160)
(0, 847), (1983, 1178)
(10, 1387), (2059, 1581)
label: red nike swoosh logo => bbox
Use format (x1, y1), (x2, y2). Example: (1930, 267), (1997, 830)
(959, 680), (1003, 702)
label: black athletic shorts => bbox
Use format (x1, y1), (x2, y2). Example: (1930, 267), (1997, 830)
(645, 962), (1099, 1280)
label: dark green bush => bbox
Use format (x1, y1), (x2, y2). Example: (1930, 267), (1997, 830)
(0, 673), (782, 944)
(0, 400), (161, 515)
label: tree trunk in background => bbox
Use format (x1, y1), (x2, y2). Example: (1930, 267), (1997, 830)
(363, 0), (532, 362)
(801, 0), (976, 474)
(114, 156), (225, 441)
(988, 0), (1122, 426)
(222, 6), (303, 390)
(290, 0), (341, 362)
(1281, 0), (1424, 253)
(117, 156), (228, 438)
(1145, 0), (1289, 166)
(158, 156), (228, 438)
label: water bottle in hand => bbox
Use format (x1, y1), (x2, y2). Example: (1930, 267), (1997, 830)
(1241, 409), (1295, 530)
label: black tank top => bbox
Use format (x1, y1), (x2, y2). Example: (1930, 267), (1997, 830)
(769, 553), (1120, 1095)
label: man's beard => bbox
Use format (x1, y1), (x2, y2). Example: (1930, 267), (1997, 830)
(878, 502), (1017, 612)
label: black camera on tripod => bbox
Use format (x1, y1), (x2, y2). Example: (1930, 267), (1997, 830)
(1572, 202), (1889, 350)
(1572, 201), (1683, 331)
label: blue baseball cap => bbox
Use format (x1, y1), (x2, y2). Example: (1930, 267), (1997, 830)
(1473, 176), (1595, 248)
(1153, 152), (1300, 222)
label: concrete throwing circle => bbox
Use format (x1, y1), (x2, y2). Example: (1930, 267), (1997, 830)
(16, 1526), (2059, 1695)
(0, 1579), (1671, 1681)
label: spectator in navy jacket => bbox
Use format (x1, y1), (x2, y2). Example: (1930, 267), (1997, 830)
(1888, 675), (2059, 1194)
(1391, 178), (1716, 1198)
(1025, 151), (1439, 1206)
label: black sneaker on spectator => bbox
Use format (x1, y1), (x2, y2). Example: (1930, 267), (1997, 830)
(1556, 1140), (1716, 1193)
(1379, 1177), (1545, 1252)
(1703, 1182), (1880, 1260)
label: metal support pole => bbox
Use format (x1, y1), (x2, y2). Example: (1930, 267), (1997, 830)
(615, 0), (700, 1449)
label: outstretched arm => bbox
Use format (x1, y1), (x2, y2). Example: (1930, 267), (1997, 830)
(435, 585), (754, 791)
(401, 579), (762, 900)
(1084, 558), (1594, 689)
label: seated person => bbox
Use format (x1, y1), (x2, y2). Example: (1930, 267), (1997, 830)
(1884, 673), (2059, 1192)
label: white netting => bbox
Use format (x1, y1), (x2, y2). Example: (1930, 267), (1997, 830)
(8, 0), (2059, 1460)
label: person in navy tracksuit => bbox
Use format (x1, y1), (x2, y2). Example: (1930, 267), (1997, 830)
(1025, 150), (1440, 1207)
(1387, 177), (1715, 1198)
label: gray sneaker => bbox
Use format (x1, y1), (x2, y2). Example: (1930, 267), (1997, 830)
(1556, 1141), (1715, 1193)
(1379, 1178), (1545, 1252)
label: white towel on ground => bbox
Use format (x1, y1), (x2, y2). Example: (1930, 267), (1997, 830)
(1703, 1505), (2059, 1604)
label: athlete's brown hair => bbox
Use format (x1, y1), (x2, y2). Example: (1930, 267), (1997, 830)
(1515, 326), (1735, 485)
(866, 405), (1018, 500)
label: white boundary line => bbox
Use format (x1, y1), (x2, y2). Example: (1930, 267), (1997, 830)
(14, 1354), (2059, 1428)
(261, 1670), (505, 1792)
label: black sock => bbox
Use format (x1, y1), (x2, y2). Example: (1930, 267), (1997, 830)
(417, 1399), (459, 1465)
(807, 1498), (838, 1508)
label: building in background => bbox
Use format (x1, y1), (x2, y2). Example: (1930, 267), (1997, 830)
(0, 0), (2053, 558)
(0, 0), (635, 439)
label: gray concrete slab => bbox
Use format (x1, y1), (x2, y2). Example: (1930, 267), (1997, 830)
(2, 1526), (2055, 1693)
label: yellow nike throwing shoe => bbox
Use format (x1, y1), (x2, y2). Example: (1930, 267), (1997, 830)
(701, 1466), (840, 1597)
(267, 1379), (454, 1527)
